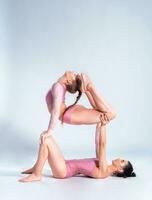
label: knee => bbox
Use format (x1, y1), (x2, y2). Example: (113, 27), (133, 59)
(43, 137), (51, 146)
(109, 110), (117, 120)
(99, 111), (117, 125)
(106, 111), (117, 123)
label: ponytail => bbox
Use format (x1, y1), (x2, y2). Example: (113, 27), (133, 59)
(61, 89), (82, 124)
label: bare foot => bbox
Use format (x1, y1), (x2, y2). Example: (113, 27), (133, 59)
(81, 73), (93, 92)
(19, 174), (42, 182)
(21, 167), (34, 174)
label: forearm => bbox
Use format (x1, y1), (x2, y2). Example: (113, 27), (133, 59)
(99, 143), (106, 169)
(98, 125), (107, 169)
(47, 109), (59, 132)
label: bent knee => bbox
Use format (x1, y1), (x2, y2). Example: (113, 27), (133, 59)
(106, 111), (117, 122)
(110, 111), (117, 120)
(99, 111), (117, 125)
(43, 137), (51, 145)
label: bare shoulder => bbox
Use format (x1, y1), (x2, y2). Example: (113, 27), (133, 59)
(52, 82), (63, 91)
(91, 166), (110, 179)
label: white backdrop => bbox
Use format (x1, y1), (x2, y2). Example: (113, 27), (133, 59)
(0, 0), (152, 166)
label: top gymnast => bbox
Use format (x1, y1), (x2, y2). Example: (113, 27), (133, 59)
(41, 70), (116, 148)
(19, 71), (136, 182)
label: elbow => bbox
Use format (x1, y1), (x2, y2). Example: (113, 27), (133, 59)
(52, 109), (60, 116)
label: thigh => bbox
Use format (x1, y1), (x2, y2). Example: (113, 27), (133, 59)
(45, 137), (67, 178)
(69, 105), (103, 125)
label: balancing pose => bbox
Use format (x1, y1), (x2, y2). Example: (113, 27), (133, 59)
(19, 123), (136, 182)
(40, 71), (116, 156)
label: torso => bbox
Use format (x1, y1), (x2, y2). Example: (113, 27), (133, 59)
(46, 82), (67, 120)
(65, 158), (98, 178)
(64, 158), (109, 179)
(47, 103), (67, 120)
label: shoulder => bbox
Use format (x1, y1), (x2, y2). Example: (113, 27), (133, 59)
(94, 170), (110, 179)
(52, 82), (63, 91)
(92, 164), (110, 179)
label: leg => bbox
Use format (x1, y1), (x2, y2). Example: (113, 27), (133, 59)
(87, 84), (116, 120)
(21, 142), (47, 174)
(85, 91), (97, 109)
(21, 167), (34, 174)
(63, 105), (108, 125)
(44, 135), (67, 178)
(19, 141), (49, 182)
(19, 136), (67, 182)
(81, 73), (116, 121)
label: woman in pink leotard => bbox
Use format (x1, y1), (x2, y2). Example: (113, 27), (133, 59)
(40, 70), (116, 156)
(19, 123), (136, 182)
(19, 71), (135, 182)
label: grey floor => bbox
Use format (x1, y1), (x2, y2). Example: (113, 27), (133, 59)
(0, 155), (151, 200)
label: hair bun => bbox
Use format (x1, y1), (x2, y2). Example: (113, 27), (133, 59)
(131, 172), (136, 177)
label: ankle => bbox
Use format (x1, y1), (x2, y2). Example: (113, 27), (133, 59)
(33, 171), (42, 177)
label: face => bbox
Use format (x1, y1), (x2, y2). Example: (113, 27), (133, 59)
(65, 71), (77, 85)
(112, 158), (128, 172)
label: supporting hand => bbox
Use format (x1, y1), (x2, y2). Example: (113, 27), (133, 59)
(40, 129), (53, 144)
(100, 113), (111, 125)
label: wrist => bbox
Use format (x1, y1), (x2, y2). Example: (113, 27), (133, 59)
(47, 129), (53, 134)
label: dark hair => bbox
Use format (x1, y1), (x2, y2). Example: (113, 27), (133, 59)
(114, 161), (136, 178)
(61, 76), (82, 124)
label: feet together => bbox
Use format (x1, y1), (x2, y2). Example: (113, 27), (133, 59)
(19, 173), (41, 182)
(19, 167), (41, 182)
(79, 73), (93, 93)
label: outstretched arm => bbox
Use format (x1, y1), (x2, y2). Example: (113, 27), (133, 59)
(94, 124), (110, 178)
(98, 125), (107, 169)
(41, 83), (64, 143)
(47, 83), (64, 132)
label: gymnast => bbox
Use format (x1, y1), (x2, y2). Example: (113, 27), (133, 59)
(19, 71), (135, 182)
(19, 122), (135, 182)
(40, 71), (116, 149)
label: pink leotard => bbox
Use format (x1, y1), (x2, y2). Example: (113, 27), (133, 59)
(65, 158), (98, 178)
(46, 82), (67, 130)
(46, 82), (78, 129)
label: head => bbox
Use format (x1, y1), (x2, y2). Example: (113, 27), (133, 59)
(112, 158), (136, 178)
(61, 71), (82, 123)
(64, 71), (77, 88)
(63, 71), (80, 94)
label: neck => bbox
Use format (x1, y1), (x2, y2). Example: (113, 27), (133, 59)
(107, 164), (117, 175)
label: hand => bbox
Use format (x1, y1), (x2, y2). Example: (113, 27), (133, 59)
(100, 113), (110, 125)
(39, 130), (53, 144)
